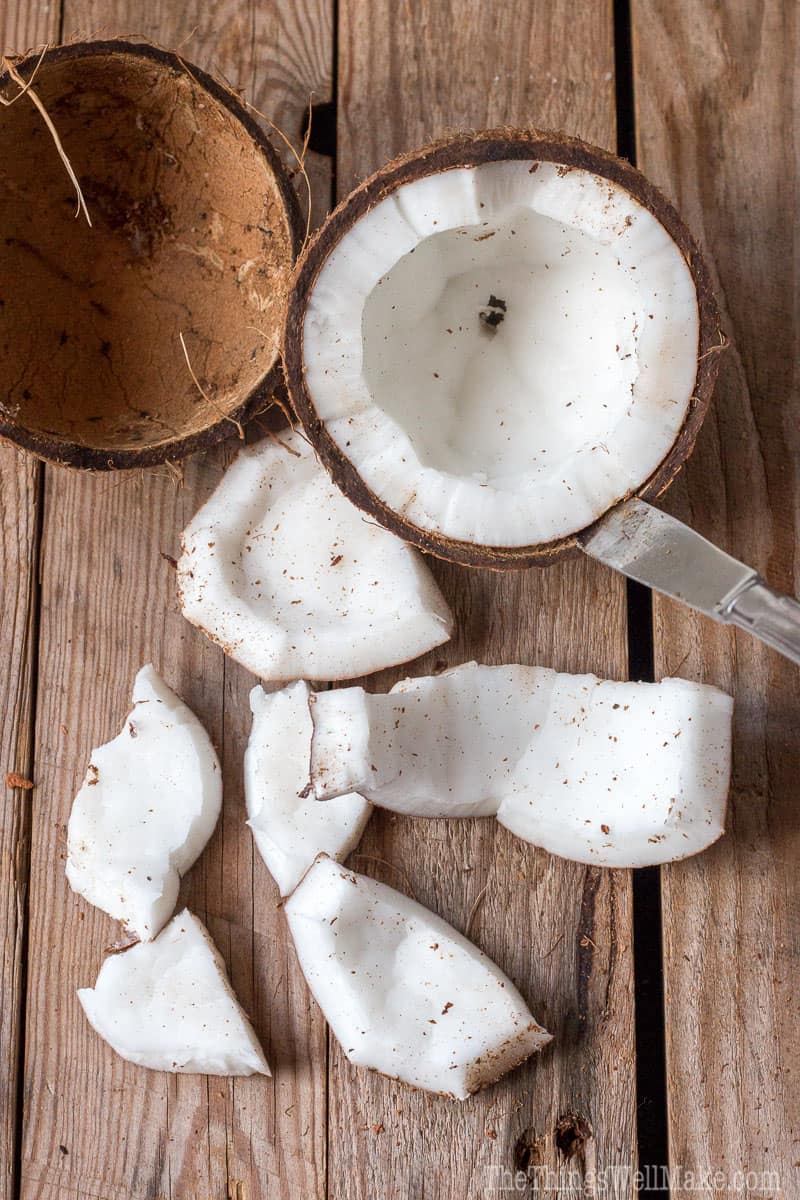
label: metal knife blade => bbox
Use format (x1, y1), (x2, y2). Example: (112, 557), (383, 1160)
(578, 497), (757, 616)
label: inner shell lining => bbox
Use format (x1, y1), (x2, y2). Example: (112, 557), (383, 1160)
(302, 161), (699, 548)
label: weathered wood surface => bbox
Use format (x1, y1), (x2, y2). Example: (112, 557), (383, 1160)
(329, 3), (637, 1198)
(2, 0), (798, 1196)
(0, 450), (40, 1200)
(633, 2), (799, 1194)
(0, 12), (59, 1200)
(13, 3), (333, 1199)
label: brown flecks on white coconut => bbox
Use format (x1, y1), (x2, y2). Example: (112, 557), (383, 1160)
(285, 130), (721, 568)
(308, 662), (733, 867)
(301, 161), (698, 548)
(284, 856), (550, 1099)
(78, 910), (269, 1075)
(177, 430), (453, 682)
(66, 665), (222, 940)
(245, 682), (371, 896)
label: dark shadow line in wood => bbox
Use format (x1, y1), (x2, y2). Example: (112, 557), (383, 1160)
(11, 456), (45, 1200)
(615, 0), (670, 1190)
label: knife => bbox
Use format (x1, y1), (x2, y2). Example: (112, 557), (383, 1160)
(579, 498), (800, 667)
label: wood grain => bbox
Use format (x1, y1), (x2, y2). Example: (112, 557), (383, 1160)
(16, 3), (332, 1198)
(0, 452), (40, 1200)
(632, 1), (799, 1193)
(3, 0), (796, 1195)
(0, 10), (61, 1200)
(329, 3), (637, 1197)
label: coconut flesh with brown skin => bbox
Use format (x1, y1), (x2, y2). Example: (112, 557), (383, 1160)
(285, 855), (551, 1099)
(285, 130), (721, 566)
(0, 42), (299, 468)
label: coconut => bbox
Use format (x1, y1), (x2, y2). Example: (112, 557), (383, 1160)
(284, 130), (721, 567)
(78, 909), (269, 1075)
(177, 429), (453, 681)
(0, 42), (300, 468)
(284, 855), (551, 1098)
(66, 665), (221, 940)
(308, 662), (734, 867)
(245, 682), (371, 895)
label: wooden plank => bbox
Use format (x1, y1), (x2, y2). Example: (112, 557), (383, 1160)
(632, 1), (799, 1193)
(18, 5), (332, 1199)
(0, 453), (40, 1200)
(1, 11), (62, 1200)
(329, 3), (638, 1197)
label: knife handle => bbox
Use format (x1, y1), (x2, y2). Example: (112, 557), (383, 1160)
(723, 578), (800, 667)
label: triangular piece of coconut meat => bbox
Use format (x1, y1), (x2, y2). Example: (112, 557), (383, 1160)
(78, 909), (269, 1076)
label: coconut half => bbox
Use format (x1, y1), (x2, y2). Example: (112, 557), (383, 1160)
(0, 42), (300, 469)
(177, 430), (453, 682)
(285, 130), (721, 567)
(78, 909), (269, 1075)
(245, 682), (372, 895)
(285, 855), (550, 1098)
(309, 662), (733, 867)
(66, 665), (221, 940)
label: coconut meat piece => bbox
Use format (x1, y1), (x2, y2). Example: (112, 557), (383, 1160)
(178, 430), (453, 682)
(245, 682), (372, 895)
(496, 672), (733, 866)
(285, 855), (550, 1098)
(309, 664), (553, 816)
(78, 909), (269, 1075)
(66, 665), (222, 940)
(309, 662), (733, 866)
(302, 161), (700, 547)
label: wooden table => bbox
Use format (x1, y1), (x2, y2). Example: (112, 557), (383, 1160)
(1, 2), (797, 1197)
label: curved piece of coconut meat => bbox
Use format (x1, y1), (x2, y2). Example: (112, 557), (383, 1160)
(177, 430), (453, 683)
(308, 662), (733, 867)
(285, 856), (551, 1099)
(78, 909), (269, 1075)
(245, 682), (372, 896)
(66, 665), (222, 940)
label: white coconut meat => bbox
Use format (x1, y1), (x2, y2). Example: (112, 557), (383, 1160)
(78, 909), (269, 1075)
(309, 662), (733, 867)
(245, 682), (372, 895)
(302, 161), (700, 546)
(309, 665), (546, 817)
(177, 430), (453, 681)
(285, 855), (550, 1098)
(66, 665), (222, 940)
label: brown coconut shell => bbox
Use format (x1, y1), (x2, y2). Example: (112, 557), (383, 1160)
(0, 40), (303, 469)
(284, 128), (722, 569)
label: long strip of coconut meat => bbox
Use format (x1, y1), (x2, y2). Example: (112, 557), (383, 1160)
(307, 661), (733, 867)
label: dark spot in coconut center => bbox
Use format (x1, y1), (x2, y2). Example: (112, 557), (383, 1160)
(479, 294), (508, 332)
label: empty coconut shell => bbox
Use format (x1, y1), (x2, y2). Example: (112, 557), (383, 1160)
(0, 41), (302, 469)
